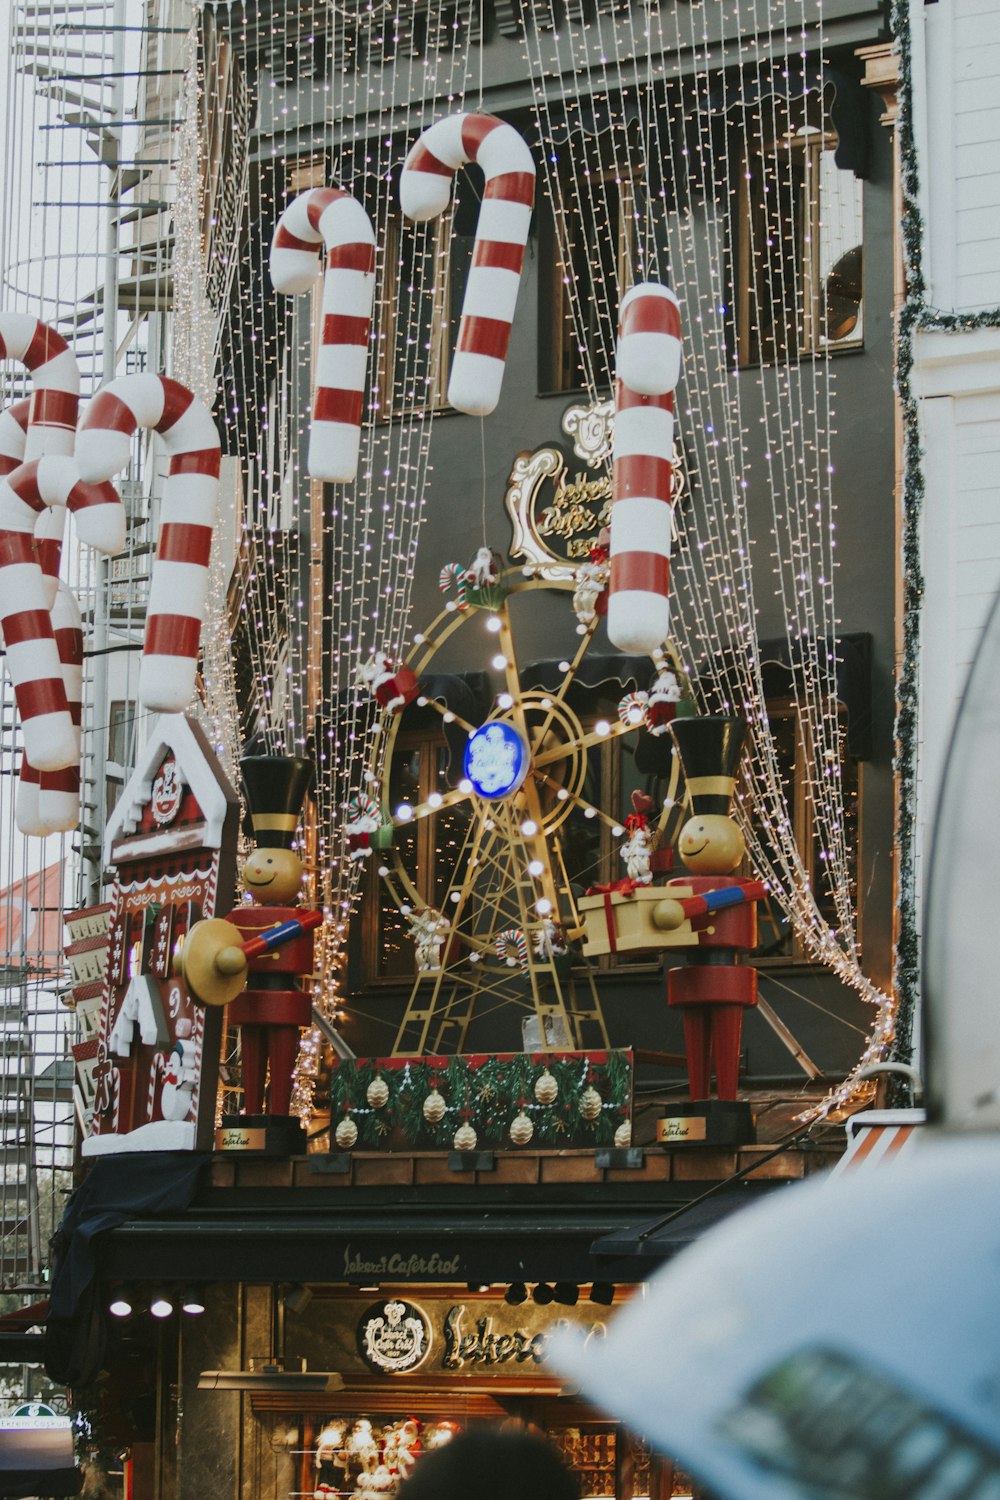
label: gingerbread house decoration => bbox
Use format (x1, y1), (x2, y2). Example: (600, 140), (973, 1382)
(82, 714), (239, 1156)
(65, 903), (113, 1134)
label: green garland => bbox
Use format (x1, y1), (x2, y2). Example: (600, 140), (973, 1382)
(889, 0), (1000, 1101)
(327, 1051), (633, 1151)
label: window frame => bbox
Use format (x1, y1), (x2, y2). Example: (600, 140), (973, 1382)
(373, 208), (458, 423)
(736, 115), (864, 369)
(539, 160), (638, 396)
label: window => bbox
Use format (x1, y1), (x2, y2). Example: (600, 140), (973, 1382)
(361, 727), (473, 982)
(747, 701), (859, 962)
(104, 699), (136, 822)
(737, 105), (863, 367)
(373, 198), (473, 421)
(540, 155), (638, 393)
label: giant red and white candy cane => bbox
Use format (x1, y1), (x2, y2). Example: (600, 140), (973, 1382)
(615, 282), (681, 397)
(269, 187), (376, 482)
(76, 374), (220, 712)
(0, 401), (66, 610)
(0, 316), (69, 606)
(0, 318), (80, 823)
(16, 582), (84, 835)
(0, 457), (123, 773)
(0, 313), (80, 459)
(400, 113), (535, 417)
(0, 398), (29, 476)
(0, 400), (73, 829)
(608, 283), (683, 656)
(1, 313), (80, 599)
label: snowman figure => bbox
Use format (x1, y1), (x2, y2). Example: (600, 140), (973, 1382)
(160, 1018), (196, 1122)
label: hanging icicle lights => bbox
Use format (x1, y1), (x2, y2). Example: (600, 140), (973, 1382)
(517, 0), (892, 1114)
(180, 2), (495, 1117)
(178, 0), (892, 1120)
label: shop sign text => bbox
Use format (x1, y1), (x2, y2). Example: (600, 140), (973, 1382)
(343, 1245), (462, 1279)
(442, 1305), (550, 1368)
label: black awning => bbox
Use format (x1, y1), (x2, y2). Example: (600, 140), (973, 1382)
(591, 1183), (783, 1265)
(0, 1425), (81, 1499)
(0, 1332), (48, 1363)
(94, 1201), (662, 1287)
(699, 633), (873, 760)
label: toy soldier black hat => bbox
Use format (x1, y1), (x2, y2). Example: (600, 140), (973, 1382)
(669, 717), (747, 816)
(240, 756), (314, 849)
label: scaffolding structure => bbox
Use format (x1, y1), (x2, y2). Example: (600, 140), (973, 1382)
(0, 0), (189, 1323)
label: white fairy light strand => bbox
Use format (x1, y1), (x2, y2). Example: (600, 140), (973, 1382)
(518, 0), (892, 1115)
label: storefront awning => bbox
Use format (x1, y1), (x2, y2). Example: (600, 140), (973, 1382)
(590, 1183), (783, 1264)
(95, 1201), (684, 1286)
(0, 1419), (81, 1499)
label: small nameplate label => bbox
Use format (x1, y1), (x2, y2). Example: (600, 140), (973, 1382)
(216, 1126), (267, 1151)
(657, 1115), (707, 1143)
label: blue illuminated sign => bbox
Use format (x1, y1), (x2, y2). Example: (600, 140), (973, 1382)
(464, 722), (530, 800)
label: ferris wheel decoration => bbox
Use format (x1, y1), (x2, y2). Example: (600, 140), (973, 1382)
(365, 550), (687, 1058)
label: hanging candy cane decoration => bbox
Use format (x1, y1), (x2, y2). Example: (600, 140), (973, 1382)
(76, 374), (220, 712)
(0, 403), (67, 615)
(0, 314), (80, 605)
(0, 317), (86, 824)
(400, 113), (535, 417)
(0, 400), (74, 831)
(16, 583), (85, 836)
(269, 187), (376, 482)
(0, 398), (29, 475)
(0, 313), (80, 458)
(608, 283), (683, 656)
(0, 457), (123, 773)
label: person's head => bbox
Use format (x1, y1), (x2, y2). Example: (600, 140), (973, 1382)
(397, 1429), (579, 1500)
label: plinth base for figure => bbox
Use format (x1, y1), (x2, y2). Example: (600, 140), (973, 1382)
(656, 1099), (755, 1146)
(215, 1112), (307, 1155)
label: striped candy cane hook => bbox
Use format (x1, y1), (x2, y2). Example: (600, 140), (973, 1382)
(608, 283), (683, 656)
(0, 313), (80, 460)
(0, 399), (30, 475)
(0, 398), (68, 611)
(400, 113), (535, 417)
(16, 582), (84, 836)
(270, 187), (376, 482)
(0, 316), (80, 619)
(1, 402), (69, 830)
(0, 457), (123, 774)
(495, 928), (529, 971)
(0, 320), (84, 823)
(0, 403), (91, 832)
(77, 374), (220, 713)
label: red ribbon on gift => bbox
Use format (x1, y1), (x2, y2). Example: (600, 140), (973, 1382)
(584, 877), (640, 955)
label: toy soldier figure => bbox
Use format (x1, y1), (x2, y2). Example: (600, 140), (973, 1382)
(662, 717), (763, 1110)
(228, 756), (317, 1118)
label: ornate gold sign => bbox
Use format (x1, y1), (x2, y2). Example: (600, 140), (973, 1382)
(657, 1115), (707, 1143)
(505, 397), (686, 579)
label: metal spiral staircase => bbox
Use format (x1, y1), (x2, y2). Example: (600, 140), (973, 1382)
(1, 0), (190, 1312)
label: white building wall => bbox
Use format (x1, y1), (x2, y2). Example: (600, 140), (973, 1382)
(916, 0), (1000, 315)
(909, 0), (1000, 977)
